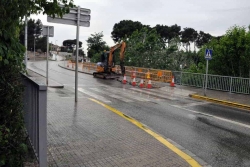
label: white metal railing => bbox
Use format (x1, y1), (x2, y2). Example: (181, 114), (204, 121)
(172, 71), (250, 94)
(22, 74), (47, 167)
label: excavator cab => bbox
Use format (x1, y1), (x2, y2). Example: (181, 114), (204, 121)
(93, 42), (126, 79)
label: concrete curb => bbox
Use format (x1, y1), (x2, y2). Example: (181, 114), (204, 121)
(27, 69), (64, 88)
(189, 94), (250, 111)
(58, 64), (93, 75)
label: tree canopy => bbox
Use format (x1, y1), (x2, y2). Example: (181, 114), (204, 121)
(62, 39), (83, 51)
(111, 20), (144, 43)
(125, 27), (166, 68)
(192, 26), (250, 78)
(86, 32), (109, 59)
(19, 18), (43, 51)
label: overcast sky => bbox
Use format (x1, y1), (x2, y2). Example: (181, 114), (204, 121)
(31, 0), (250, 53)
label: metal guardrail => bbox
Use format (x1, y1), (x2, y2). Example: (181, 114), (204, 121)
(22, 74), (47, 167)
(173, 71), (250, 94)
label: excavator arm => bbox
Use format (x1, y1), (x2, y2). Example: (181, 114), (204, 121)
(108, 41), (126, 75)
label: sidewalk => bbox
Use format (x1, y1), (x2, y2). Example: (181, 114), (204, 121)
(47, 95), (192, 167)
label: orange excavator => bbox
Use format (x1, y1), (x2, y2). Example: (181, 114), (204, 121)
(93, 41), (126, 79)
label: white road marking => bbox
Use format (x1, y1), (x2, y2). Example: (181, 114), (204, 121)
(90, 88), (133, 102)
(60, 97), (87, 99)
(130, 88), (177, 100)
(171, 105), (250, 129)
(77, 88), (111, 103)
(173, 102), (211, 107)
(105, 87), (151, 102)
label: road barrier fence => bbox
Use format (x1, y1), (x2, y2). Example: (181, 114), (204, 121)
(173, 71), (250, 94)
(22, 74), (47, 167)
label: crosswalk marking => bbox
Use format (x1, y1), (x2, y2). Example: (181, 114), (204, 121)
(104, 87), (151, 102)
(90, 88), (133, 102)
(77, 88), (111, 103)
(129, 88), (177, 100)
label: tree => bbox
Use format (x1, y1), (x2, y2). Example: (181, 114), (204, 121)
(0, 0), (74, 165)
(192, 26), (250, 77)
(86, 32), (108, 59)
(154, 24), (170, 45)
(181, 27), (198, 52)
(35, 37), (47, 52)
(125, 27), (166, 69)
(168, 24), (181, 42)
(111, 20), (144, 42)
(19, 19), (43, 51)
(153, 24), (181, 48)
(195, 31), (212, 48)
(62, 39), (82, 52)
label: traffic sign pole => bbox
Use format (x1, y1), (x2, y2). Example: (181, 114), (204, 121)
(204, 49), (212, 96)
(75, 6), (80, 102)
(46, 26), (49, 86)
(204, 59), (209, 96)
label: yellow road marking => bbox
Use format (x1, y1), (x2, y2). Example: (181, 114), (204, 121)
(89, 98), (202, 167)
(190, 94), (250, 111)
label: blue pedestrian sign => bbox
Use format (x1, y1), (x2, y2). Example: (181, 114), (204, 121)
(205, 49), (212, 60)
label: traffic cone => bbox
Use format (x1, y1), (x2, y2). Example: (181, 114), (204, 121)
(139, 79), (144, 88)
(170, 76), (175, 87)
(122, 75), (127, 84)
(132, 71), (136, 78)
(147, 79), (152, 89)
(132, 77), (136, 86)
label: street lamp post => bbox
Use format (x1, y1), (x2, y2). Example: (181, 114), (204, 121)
(33, 24), (38, 61)
(33, 34), (36, 61)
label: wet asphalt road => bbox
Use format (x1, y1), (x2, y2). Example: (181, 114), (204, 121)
(28, 60), (250, 167)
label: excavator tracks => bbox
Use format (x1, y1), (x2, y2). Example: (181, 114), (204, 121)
(93, 72), (121, 79)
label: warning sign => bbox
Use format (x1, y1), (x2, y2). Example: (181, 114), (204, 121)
(205, 49), (212, 60)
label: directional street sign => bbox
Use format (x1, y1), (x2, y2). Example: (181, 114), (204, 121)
(42, 26), (54, 37)
(47, 5), (91, 102)
(47, 6), (91, 27)
(205, 49), (212, 60)
(47, 16), (90, 27)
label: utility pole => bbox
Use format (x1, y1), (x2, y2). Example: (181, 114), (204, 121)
(34, 35), (36, 61)
(25, 16), (28, 69)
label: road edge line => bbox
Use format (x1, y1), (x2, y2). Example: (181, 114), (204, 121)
(89, 98), (202, 167)
(189, 94), (250, 111)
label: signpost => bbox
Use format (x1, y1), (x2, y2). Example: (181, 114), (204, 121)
(204, 49), (212, 96)
(47, 5), (91, 102)
(42, 25), (54, 86)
